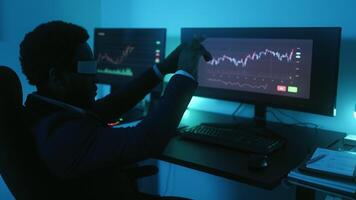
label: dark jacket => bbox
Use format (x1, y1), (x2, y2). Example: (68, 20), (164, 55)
(24, 68), (197, 199)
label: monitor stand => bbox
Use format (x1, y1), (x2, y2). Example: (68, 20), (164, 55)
(254, 104), (267, 128)
(252, 104), (279, 137)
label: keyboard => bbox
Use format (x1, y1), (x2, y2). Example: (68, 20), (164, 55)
(178, 124), (285, 154)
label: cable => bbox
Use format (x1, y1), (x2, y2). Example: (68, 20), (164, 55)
(276, 109), (319, 129)
(267, 110), (285, 124)
(231, 104), (320, 134)
(290, 122), (319, 129)
(268, 108), (319, 128)
(267, 109), (320, 135)
(274, 109), (303, 124)
(231, 103), (244, 122)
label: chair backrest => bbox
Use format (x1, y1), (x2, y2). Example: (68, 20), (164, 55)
(0, 66), (136, 199)
(0, 66), (23, 123)
(0, 66), (64, 199)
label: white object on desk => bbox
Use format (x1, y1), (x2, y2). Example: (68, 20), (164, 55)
(288, 169), (356, 194)
(306, 148), (356, 178)
(344, 134), (356, 146)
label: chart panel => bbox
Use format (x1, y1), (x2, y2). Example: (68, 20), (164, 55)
(95, 29), (165, 78)
(199, 38), (313, 99)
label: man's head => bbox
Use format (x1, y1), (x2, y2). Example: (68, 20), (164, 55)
(20, 21), (97, 109)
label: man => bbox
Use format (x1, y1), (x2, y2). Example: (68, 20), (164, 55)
(20, 21), (211, 199)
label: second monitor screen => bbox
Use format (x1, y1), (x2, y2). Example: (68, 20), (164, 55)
(94, 28), (166, 84)
(199, 37), (313, 99)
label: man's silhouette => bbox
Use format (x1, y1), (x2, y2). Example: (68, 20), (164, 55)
(20, 21), (210, 199)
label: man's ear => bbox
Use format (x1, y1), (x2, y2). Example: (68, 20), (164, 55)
(48, 67), (66, 89)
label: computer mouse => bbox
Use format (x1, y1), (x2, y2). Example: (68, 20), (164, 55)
(248, 154), (269, 170)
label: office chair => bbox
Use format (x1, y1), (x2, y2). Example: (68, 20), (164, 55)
(0, 65), (66, 199)
(0, 66), (189, 200)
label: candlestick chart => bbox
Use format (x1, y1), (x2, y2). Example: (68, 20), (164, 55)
(199, 38), (313, 98)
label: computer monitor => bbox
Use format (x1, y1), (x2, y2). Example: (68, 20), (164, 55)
(94, 28), (166, 86)
(181, 27), (341, 124)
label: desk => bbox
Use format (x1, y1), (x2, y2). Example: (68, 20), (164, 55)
(160, 110), (345, 196)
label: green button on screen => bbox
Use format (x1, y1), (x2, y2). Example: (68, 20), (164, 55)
(288, 86), (298, 93)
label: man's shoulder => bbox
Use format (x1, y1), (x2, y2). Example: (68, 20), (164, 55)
(24, 93), (95, 130)
(32, 110), (85, 137)
(37, 110), (84, 126)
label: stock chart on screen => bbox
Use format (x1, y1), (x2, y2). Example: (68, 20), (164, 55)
(199, 38), (313, 99)
(94, 29), (165, 80)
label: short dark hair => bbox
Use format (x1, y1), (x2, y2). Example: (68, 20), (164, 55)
(20, 21), (89, 86)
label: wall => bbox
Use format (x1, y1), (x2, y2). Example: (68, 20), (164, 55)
(0, 0), (101, 198)
(0, 0), (101, 98)
(1, 0), (355, 199)
(101, 0), (356, 199)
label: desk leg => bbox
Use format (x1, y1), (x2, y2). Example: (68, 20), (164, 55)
(296, 186), (315, 200)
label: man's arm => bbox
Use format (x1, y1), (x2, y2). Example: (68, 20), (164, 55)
(91, 43), (189, 122)
(36, 75), (196, 178)
(87, 75), (197, 167)
(91, 68), (161, 122)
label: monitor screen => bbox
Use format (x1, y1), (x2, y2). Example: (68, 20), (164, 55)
(181, 27), (341, 116)
(94, 28), (166, 85)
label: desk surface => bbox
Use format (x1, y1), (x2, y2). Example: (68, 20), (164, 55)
(160, 110), (345, 190)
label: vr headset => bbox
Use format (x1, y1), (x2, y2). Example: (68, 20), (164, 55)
(77, 61), (98, 75)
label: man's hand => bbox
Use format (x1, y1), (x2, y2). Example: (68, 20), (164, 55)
(177, 37), (212, 78)
(156, 44), (184, 75)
